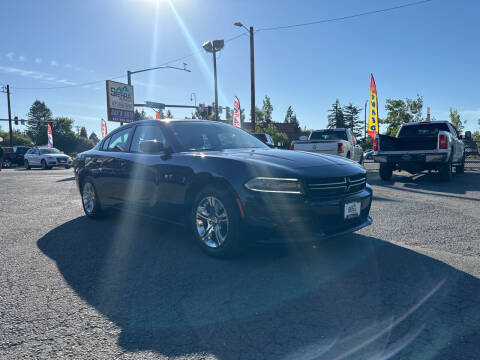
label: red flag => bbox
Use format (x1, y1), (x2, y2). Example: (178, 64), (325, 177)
(101, 119), (107, 138)
(156, 112), (162, 119)
(47, 123), (53, 148)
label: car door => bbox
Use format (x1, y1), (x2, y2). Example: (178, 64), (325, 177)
(99, 127), (134, 206)
(30, 148), (41, 166)
(121, 124), (172, 217)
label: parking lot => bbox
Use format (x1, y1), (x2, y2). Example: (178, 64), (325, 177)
(1, 167), (480, 359)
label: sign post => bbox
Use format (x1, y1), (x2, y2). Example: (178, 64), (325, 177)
(106, 80), (135, 123)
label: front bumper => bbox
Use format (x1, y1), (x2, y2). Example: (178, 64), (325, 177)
(373, 152), (448, 164)
(241, 186), (373, 244)
(46, 158), (72, 166)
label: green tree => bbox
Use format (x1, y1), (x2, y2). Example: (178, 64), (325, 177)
(343, 103), (363, 138)
(382, 95), (423, 136)
(449, 108), (463, 132)
(134, 109), (154, 121)
(0, 129), (33, 146)
(26, 100), (53, 144)
(79, 127), (88, 138)
(284, 105), (301, 132)
(327, 100), (344, 128)
(261, 96), (273, 125)
(89, 132), (100, 144)
(251, 106), (265, 128)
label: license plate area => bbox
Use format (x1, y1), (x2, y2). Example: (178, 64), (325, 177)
(344, 201), (361, 219)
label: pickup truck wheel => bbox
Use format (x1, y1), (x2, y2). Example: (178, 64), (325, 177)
(439, 161), (453, 181)
(455, 155), (465, 174)
(379, 164), (393, 181)
(191, 186), (243, 258)
(346, 152), (351, 159)
(2, 159), (11, 168)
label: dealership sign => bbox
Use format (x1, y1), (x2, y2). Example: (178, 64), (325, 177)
(106, 80), (134, 123)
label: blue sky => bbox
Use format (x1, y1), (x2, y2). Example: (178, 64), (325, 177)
(1, 0), (479, 137)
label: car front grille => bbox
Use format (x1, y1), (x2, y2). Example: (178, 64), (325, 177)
(57, 157), (67, 162)
(306, 173), (366, 198)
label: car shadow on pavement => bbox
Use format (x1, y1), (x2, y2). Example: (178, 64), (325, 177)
(38, 216), (480, 359)
(368, 171), (480, 199)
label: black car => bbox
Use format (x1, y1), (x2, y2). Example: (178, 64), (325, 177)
(3, 146), (31, 168)
(74, 120), (372, 257)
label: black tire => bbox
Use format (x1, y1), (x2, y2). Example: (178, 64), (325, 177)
(190, 186), (243, 258)
(24, 160), (30, 170)
(346, 152), (351, 159)
(379, 163), (393, 181)
(64, 165), (71, 169)
(439, 160), (453, 181)
(359, 155), (364, 166)
(455, 155), (465, 174)
(41, 159), (49, 170)
(2, 159), (11, 168)
(81, 177), (104, 219)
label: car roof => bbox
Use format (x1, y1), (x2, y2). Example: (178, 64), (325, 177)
(312, 128), (347, 131)
(402, 121), (450, 126)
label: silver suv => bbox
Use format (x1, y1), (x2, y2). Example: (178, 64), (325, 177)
(24, 147), (72, 170)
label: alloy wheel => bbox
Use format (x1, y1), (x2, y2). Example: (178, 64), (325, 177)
(82, 182), (96, 215)
(195, 196), (229, 248)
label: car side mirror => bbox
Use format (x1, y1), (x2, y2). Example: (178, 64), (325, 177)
(139, 140), (165, 154)
(465, 131), (472, 140)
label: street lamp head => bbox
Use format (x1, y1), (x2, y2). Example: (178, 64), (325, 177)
(202, 41), (213, 52)
(234, 22), (243, 27)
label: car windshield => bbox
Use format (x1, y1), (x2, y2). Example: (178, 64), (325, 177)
(398, 123), (449, 138)
(39, 148), (62, 154)
(310, 130), (348, 141)
(170, 122), (269, 151)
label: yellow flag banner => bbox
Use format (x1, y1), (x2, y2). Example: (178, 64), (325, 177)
(368, 74), (379, 139)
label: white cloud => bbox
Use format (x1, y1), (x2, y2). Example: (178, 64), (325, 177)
(35, 57), (42, 64)
(65, 63), (72, 68)
(45, 76), (56, 81)
(0, 65), (76, 85)
(50, 60), (58, 66)
(460, 109), (480, 118)
(18, 55), (27, 62)
(6, 52), (14, 61)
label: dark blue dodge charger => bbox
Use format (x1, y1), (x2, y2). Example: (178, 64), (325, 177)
(74, 119), (372, 257)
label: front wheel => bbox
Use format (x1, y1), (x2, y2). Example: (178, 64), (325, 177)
(64, 165), (71, 169)
(379, 163), (393, 181)
(455, 155), (465, 174)
(191, 186), (243, 258)
(24, 160), (30, 170)
(81, 178), (104, 219)
(41, 159), (50, 170)
(2, 159), (12, 168)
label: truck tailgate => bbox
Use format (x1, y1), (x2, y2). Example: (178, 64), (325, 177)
(378, 135), (438, 151)
(294, 140), (339, 154)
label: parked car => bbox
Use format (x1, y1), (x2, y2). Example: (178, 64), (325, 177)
(24, 147), (73, 170)
(364, 150), (374, 161)
(1, 147), (13, 168)
(290, 128), (364, 164)
(463, 131), (479, 156)
(1, 146), (31, 168)
(373, 121), (465, 181)
(74, 120), (373, 258)
(253, 133), (275, 148)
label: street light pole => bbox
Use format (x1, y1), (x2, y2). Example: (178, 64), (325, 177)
(202, 40), (224, 122)
(234, 22), (256, 133)
(364, 99), (368, 140)
(6, 85), (13, 147)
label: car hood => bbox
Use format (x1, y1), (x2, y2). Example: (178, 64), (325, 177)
(187, 148), (364, 177)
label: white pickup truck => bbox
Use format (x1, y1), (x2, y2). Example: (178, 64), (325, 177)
(290, 128), (364, 164)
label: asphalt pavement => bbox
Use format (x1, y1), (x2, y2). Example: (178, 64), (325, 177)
(1, 167), (480, 359)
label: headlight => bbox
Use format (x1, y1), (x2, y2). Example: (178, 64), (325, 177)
(244, 177), (303, 194)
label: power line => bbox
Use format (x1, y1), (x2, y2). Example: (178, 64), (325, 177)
(256, 0), (434, 32)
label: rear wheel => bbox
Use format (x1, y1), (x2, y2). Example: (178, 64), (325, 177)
(346, 152), (351, 159)
(24, 160), (30, 170)
(439, 160), (453, 181)
(455, 155), (465, 174)
(379, 163), (393, 181)
(2, 159), (11, 168)
(191, 186), (243, 258)
(81, 178), (104, 218)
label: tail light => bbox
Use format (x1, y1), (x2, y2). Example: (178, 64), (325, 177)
(289, 143), (295, 150)
(337, 143), (344, 153)
(373, 136), (378, 151)
(439, 134), (448, 149)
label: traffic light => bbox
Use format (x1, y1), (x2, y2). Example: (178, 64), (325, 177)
(14, 116), (18, 125)
(207, 106), (213, 117)
(225, 107), (231, 121)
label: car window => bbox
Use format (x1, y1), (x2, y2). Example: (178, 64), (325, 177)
(101, 137), (110, 151)
(397, 123), (449, 138)
(107, 128), (132, 152)
(130, 125), (168, 153)
(310, 130), (348, 141)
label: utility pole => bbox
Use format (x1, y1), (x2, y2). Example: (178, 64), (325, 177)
(364, 99), (368, 140)
(234, 22), (256, 132)
(249, 26), (256, 133)
(212, 48), (219, 121)
(1, 85), (13, 146)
